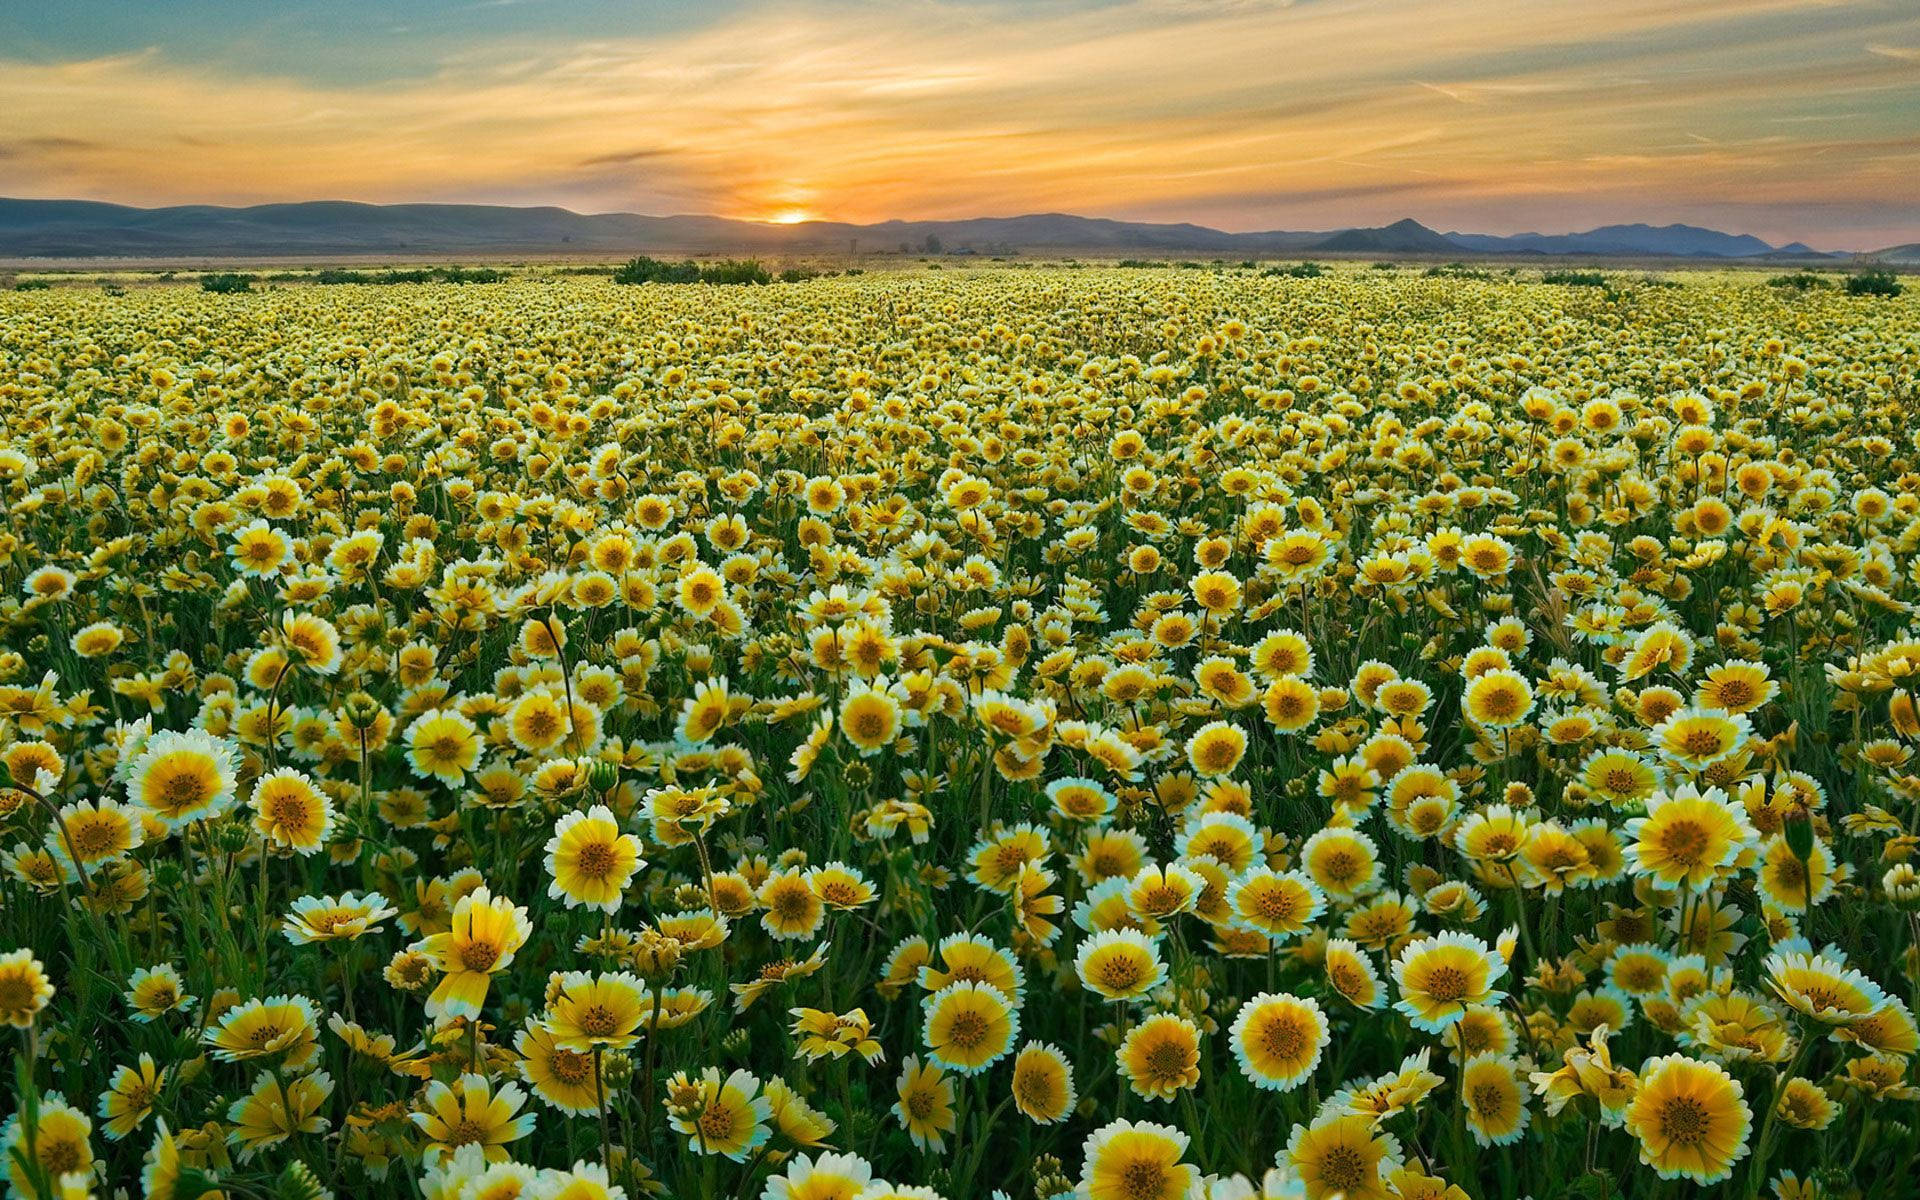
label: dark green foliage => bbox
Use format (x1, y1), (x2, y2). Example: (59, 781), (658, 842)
(200, 273), (255, 293)
(1846, 268), (1904, 297)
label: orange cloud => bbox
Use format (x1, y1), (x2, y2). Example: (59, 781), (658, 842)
(1, 0), (1916, 244)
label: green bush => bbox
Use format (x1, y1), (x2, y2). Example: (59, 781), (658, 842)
(612, 256), (700, 285)
(1542, 270), (1607, 287)
(1767, 272), (1830, 292)
(12, 279), (51, 291)
(1845, 268), (1904, 297)
(1262, 262), (1323, 279)
(699, 259), (772, 285)
(200, 273), (255, 294)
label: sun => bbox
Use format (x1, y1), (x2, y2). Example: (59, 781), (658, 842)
(767, 209), (814, 225)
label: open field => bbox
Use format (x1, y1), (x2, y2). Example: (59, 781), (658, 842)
(3, 269), (1920, 1199)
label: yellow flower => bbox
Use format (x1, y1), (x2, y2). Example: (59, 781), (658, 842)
(1120, 1012), (1202, 1100)
(1763, 949), (1889, 1026)
(1626, 784), (1757, 892)
(891, 1055), (957, 1151)
(1230, 992), (1328, 1091)
(1460, 1054), (1530, 1146)
(99, 1053), (167, 1141)
(922, 979), (1017, 1075)
(1391, 932), (1506, 1032)
(123, 964), (193, 1023)
(546, 970), (647, 1051)
(405, 708), (482, 786)
(203, 994), (320, 1069)
(413, 886), (533, 1020)
(225, 1069), (333, 1162)
(1, 1094), (94, 1195)
(0, 949), (54, 1027)
(666, 1067), (771, 1161)
(282, 891), (397, 944)
(411, 1072), (536, 1164)
(1624, 1054), (1752, 1184)
(1011, 1041), (1077, 1124)
(249, 767), (334, 854)
(1075, 928), (1166, 1001)
(1462, 668), (1533, 728)
(1079, 1119), (1193, 1200)
(1285, 1113), (1400, 1200)
(544, 804), (644, 913)
(790, 1007), (885, 1065)
(127, 728), (239, 830)
(759, 867), (827, 941)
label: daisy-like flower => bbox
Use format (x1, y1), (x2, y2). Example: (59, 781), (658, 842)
(226, 1070), (333, 1161)
(0, 949), (54, 1027)
(545, 804), (645, 912)
(1079, 1119), (1194, 1200)
(1648, 706), (1751, 773)
(124, 964), (193, 1023)
(1624, 1054), (1752, 1184)
(1459, 1054), (1530, 1146)
(97, 1053), (166, 1141)
(249, 766), (335, 854)
(1625, 784), (1757, 892)
(412, 886), (533, 1020)
(1010, 1041), (1077, 1124)
(203, 994), (320, 1069)
(126, 728), (239, 829)
(411, 1072), (536, 1164)
(282, 891), (398, 944)
(1075, 928), (1167, 1001)
(891, 1056), (957, 1151)
(1226, 868), (1325, 941)
(405, 708), (483, 786)
(665, 1067), (771, 1161)
(1391, 932), (1507, 1032)
(1, 1093), (94, 1193)
(1763, 948), (1889, 1026)
(1230, 992), (1328, 1091)
(546, 970), (648, 1051)
(763, 1151), (873, 1200)
(1284, 1113), (1401, 1200)
(922, 979), (1018, 1075)
(516, 1020), (601, 1115)
(1120, 1012), (1203, 1100)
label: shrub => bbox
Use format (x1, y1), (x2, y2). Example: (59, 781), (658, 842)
(200, 273), (255, 294)
(1846, 268), (1904, 297)
(1541, 270), (1607, 287)
(612, 256), (700, 285)
(1768, 272), (1830, 292)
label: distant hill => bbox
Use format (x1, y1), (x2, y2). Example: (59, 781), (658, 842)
(1315, 218), (1461, 254)
(1445, 223), (1808, 259)
(1873, 243), (1920, 263)
(0, 197), (1839, 261)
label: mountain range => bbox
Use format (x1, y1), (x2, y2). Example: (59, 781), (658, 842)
(0, 198), (1900, 261)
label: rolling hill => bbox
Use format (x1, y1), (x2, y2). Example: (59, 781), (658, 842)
(0, 198), (1849, 261)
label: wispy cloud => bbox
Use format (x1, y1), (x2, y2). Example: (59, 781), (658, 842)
(0, 0), (1915, 244)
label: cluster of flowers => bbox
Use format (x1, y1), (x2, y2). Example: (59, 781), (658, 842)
(1, 268), (1917, 1199)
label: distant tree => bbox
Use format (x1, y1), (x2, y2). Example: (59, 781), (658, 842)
(698, 259), (771, 285)
(1767, 272), (1829, 292)
(1845, 268), (1904, 297)
(612, 256), (698, 284)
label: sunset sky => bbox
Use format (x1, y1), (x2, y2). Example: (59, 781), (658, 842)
(2, 0), (1917, 248)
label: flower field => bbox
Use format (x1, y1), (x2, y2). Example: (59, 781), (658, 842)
(2, 266), (1919, 1199)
